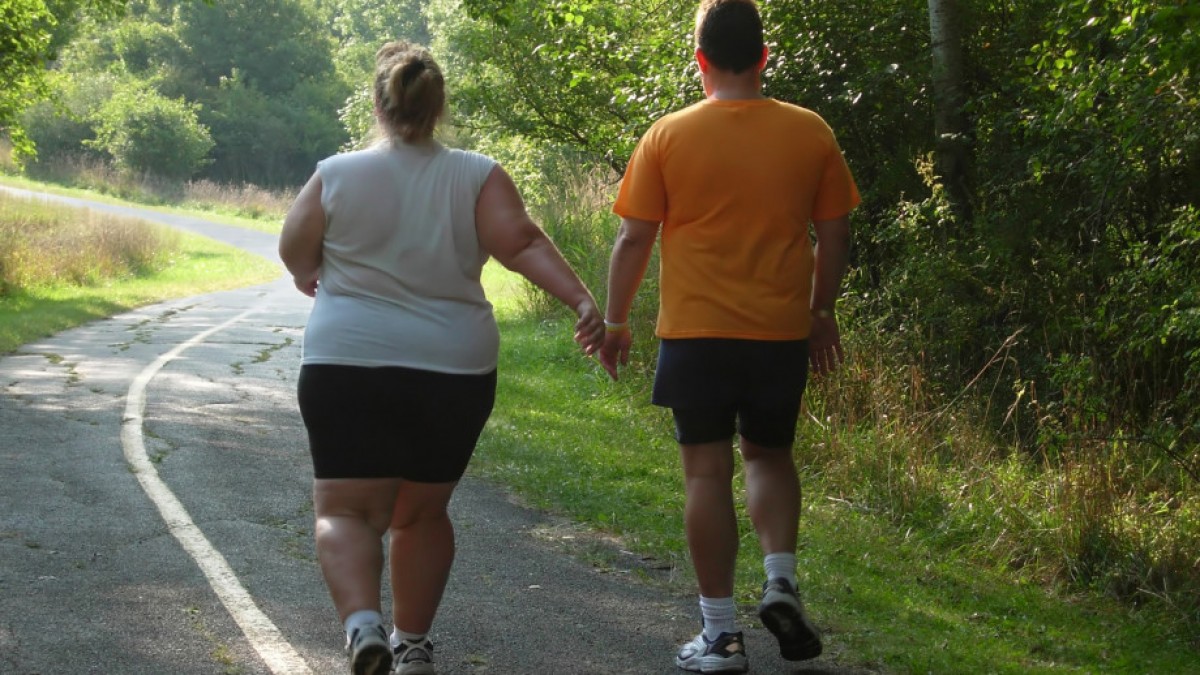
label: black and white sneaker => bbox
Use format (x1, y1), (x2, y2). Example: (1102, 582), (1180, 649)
(346, 623), (393, 675)
(392, 637), (435, 675)
(758, 578), (822, 661)
(675, 630), (748, 673)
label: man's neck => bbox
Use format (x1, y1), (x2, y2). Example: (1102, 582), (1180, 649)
(703, 71), (764, 101)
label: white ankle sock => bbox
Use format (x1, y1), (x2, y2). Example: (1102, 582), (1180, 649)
(699, 596), (736, 640)
(390, 627), (427, 648)
(344, 609), (384, 642)
(764, 552), (797, 586)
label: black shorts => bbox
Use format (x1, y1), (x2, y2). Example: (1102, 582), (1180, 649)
(652, 338), (808, 448)
(297, 364), (496, 482)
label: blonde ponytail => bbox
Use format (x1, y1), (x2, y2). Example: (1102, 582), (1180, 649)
(374, 41), (445, 143)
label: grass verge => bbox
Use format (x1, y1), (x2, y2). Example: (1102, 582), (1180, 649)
(0, 173), (284, 235)
(0, 205), (280, 354)
(475, 265), (1199, 674)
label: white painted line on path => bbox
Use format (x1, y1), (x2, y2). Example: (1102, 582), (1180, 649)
(121, 308), (314, 675)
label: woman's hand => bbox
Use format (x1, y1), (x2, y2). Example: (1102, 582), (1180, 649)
(572, 296), (605, 356)
(293, 271), (319, 297)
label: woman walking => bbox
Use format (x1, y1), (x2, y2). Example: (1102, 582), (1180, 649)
(279, 41), (604, 675)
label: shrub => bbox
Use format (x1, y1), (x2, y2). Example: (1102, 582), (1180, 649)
(21, 71), (116, 164)
(86, 81), (213, 180)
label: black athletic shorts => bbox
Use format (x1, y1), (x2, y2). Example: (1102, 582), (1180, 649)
(651, 338), (808, 448)
(297, 364), (496, 482)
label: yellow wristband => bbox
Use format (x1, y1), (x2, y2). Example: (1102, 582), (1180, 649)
(604, 320), (628, 332)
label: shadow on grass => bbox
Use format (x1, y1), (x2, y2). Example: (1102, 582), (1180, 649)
(480, 315), (681, 547)
(477, 313), (1200, 674)
(0, 289), (128, 354)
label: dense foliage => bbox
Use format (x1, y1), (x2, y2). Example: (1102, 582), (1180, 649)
(14, 0), (427, 185)
(86, 79), (213, 178)
(0, 0), (126, 156)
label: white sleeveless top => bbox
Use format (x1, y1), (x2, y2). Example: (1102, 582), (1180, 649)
(300, 141), (500, 373)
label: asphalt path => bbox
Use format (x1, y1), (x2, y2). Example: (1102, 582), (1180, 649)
(0, 187), (867, 674)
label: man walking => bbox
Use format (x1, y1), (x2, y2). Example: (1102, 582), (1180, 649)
(598, 1), (860, 672)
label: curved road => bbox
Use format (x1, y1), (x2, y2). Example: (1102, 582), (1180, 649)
(0, 187), (864, 674)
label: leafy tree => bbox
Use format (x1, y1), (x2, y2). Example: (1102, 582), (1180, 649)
(59, 15), (186, 78)
(42, 0), (351, 184)
(20, 70), (117, 162)
(166, 0), (347, 183)
(429, 0), (697, 175)
(166, 0), (336, 96)
(202, 69), (347, 184)
(86, 78), (213, 178)
(321, 0), (429, 73)
(316, 0), (431, 149)
(0, 0), (126, 157)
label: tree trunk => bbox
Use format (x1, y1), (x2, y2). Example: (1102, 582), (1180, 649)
(928, 0), (972, 224)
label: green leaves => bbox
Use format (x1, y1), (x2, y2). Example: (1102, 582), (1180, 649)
(429, 0), (695, 176)
(0, 0), (132, 158)
(22, 0), (353, 185)
(1, 0), (58, 157)
(86, 79), (214, 179)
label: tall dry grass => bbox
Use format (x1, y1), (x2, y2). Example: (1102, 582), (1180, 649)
(520, 163), (664, 382)
(23, 155), (291, 222)
(0, 191), (180, 294)
(180, 178), (292, 220)
(800, 322), (1200, 626)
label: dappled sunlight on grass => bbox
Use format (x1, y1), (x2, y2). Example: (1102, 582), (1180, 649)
(800, 501), (1196, 673)
(480, 260), (527, 317)
(471, 307), (687, 558)
(472, 269), (1200, 672)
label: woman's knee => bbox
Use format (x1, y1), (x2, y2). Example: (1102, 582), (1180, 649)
(390, 481), (458, 528)
(313, 477), (403, 533)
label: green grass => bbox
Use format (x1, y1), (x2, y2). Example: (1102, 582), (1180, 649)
(0, 229), (280, 354)
(476, 265), (1199, 674)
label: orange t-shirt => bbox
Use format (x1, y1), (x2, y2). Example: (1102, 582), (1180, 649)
(613, 98), (860, 340)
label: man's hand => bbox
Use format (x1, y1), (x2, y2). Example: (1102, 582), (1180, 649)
(808, 311), (844, 376)
(598, 327), (631, 381)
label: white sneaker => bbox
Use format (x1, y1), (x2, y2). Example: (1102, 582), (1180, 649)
(675, 631), (748, 673)
(759, 577), (822, 660)
(392, 637), (435, 675)
(346, 623), (392, 675)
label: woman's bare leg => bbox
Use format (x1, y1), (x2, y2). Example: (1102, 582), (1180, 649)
(388, 480), (459, 634)
(313, 477), (404, 621)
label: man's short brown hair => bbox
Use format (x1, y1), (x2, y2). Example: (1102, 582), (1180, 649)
(694, 0), (764, 73)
